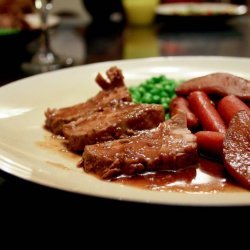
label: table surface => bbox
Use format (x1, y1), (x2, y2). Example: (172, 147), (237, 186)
(1, 14), (250, 215)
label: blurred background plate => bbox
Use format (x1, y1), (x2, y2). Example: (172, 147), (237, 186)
(156, 3), (248, 16)
(155, 3), (248, 30)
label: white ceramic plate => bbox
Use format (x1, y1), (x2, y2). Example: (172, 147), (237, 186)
(156, 3), (247, 16)
(0, 56), (249, 206)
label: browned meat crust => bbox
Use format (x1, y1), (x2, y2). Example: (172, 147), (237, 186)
(79, 113), (198, 179)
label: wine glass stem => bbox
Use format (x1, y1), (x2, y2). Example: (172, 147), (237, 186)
(42, 14), (50, 52)
(39, 1), (52, 53)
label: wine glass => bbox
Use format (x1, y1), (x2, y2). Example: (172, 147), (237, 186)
(22, 0), (73, 74)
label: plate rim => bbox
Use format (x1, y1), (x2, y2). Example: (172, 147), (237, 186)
(155, 2), (248, 17)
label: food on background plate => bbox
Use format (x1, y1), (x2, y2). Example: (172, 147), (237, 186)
(0, 14), (30, 30)
(44, 68), (250, 191)
(0, 0), (34, 14)
(0, 0), (34, 30)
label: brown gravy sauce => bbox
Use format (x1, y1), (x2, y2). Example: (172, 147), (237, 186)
(37, 133), (81, 170)
(37, 133), (81, 160)
(39, 133), (248, 193)
(112, 157), (246, 193)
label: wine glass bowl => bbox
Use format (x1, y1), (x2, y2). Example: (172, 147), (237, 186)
(22, 0), (74, 75)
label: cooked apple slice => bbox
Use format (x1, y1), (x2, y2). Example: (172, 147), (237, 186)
(223, 110), (250, 189)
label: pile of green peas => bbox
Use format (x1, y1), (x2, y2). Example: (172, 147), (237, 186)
(129, 75), (180, 119)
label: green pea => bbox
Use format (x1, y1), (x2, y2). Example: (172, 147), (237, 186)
(165, 113), (170, 120)
(129, 75), (181, 118)
(152, 95), (161, 103)
(149, 88), (160, 95)
(161, 103), (169, 110)
(141, 93), (152, 103)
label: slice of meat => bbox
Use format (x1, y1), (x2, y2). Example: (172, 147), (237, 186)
(79, 112), (198, 179)
(223, 110), (250, 189)
(176, 73), (250, 101)
(45, 86), (131, 135)
(63, 103), (165, 152)
(45, 66), (131, 135)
